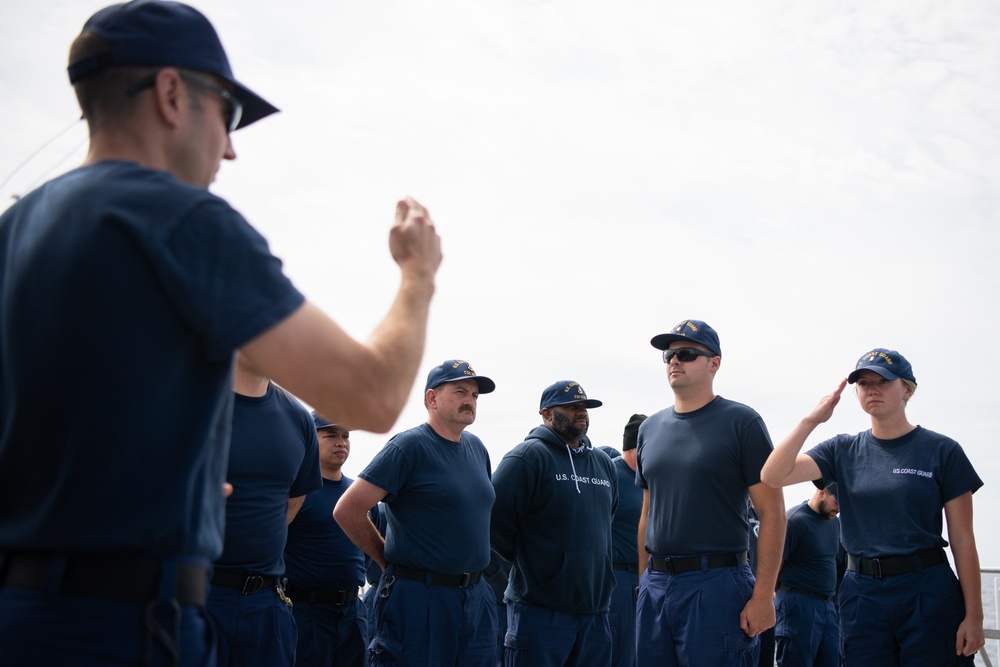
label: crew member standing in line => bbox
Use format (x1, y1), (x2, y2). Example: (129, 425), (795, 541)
(334, 360), (499, 666)
(491, 380), (618, 667)
(775, 482), (842, 667)
(636, 319), (785, 666)
(284, 413), (369, 666)
(206, 354), (322, 666)
(601, 414), (646, 667)
(761, 348), (985, 665)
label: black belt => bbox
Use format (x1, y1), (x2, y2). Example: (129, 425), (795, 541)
(649, 552), (746, 575)
(847, 548), (946, 579)
(613, 562), (638, 572)
(392, 564), (482, 587)
(0, 553), (207, 606)
(285, 583), (358, 606)
(778, 584), (832, 601)
(211, 569), (282, 595)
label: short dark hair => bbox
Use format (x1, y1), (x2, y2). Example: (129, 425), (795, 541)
(68, 31), (158, 130)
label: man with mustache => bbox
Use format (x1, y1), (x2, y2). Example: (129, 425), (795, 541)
(491, 381), (619, 667)
(335, 360), (498, 666)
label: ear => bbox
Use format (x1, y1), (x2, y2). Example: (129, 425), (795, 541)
(152, 68), (186, 129)
(425, 388), (437, 408)
(709, 355), (722, 373)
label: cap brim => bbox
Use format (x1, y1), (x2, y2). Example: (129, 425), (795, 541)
(650, 333), (720, 356)
(543, 398), (603, 409)
(231, 81), (279, 130)
(847, 365), (899, 384)
(650, 333), (683, 350)
(474, 377), (496, 394)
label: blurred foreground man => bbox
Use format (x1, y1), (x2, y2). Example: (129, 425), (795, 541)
(0, 1), (440, 664)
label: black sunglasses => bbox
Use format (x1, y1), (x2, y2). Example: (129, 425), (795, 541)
(127, 71), (243, 133)
(662, 348), (716, 363)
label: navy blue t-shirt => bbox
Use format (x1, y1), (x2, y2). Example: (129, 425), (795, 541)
(217, 383), (321, 575)
(0, 162), (303, 560)
(779, 501), (841, 597)
(610, 456), (643, 566)
(807, 426), (982, 558)
(359, 423), (494, 574)
(636, 396), (773, 556)
(285, 475), (366, 591)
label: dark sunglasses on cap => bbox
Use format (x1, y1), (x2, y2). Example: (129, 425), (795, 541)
(662, 348), (716, 363)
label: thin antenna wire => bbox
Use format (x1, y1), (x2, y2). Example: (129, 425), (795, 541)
(1, 117), (86, 201)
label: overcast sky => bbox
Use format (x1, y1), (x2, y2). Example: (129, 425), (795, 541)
(2, 0), (999, 565)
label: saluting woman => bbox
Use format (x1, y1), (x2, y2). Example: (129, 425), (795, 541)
(760, 348), (985, 666)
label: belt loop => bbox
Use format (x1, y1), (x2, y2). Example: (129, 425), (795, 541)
(872, 558), (882, 579)
(459, 572), (471, 587)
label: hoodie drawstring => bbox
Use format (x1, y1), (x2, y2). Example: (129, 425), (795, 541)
(565, 444), (582, 493)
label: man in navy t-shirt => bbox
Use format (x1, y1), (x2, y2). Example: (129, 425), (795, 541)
(284, 413), (369, 667)
(636, 320), (786, 667)
(334, 360), (498, 666)
(0, 2), (441, 664)
(775, 483), (842, 667)
(206, 354), (322, 666)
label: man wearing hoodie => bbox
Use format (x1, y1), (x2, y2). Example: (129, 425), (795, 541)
(491, 380), (619, 667)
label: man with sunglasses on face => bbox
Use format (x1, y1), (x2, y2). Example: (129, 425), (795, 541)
(0, 1), (440, 665)
(635, 320), (786, 667)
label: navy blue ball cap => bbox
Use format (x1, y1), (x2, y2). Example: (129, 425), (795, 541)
(538, 380), (602, 412)
(425, 360), (495, 394)
(846, 348), (916, 385)
(311, 410), (337, 430)
(67, 0), (278, 130)
(650, 319), (722, 357)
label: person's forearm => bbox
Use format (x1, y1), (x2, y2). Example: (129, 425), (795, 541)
(753, 512), (784, 598)
(358, 270), (436, 430)
(952, 535), (984, 624)
(637, 491), (649, 575)
(760, 419), (815, 487)
(336, 511), (387, 570)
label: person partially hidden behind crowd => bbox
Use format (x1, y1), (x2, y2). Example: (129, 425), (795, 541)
(762, 348), (985, 665)
(283, 413), (369, 666)
(207, 354), (322, 666)
(775, 482), (842, 667)
(491, 380), (618, 667)
(597, 414), (646, 667)
(0, 1), (441, 664)
(335, 360), (498, 666)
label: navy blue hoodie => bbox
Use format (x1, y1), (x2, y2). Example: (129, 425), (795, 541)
(490, 425), (618, 614)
